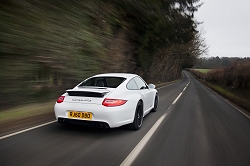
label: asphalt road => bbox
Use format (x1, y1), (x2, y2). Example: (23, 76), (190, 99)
(0, 71), (249, 166)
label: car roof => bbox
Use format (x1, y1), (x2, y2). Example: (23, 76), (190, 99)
(93, 73), (138, 79)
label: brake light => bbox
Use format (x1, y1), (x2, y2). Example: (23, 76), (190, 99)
(102, 98), (127, 107)
(57, 96), (65, 103)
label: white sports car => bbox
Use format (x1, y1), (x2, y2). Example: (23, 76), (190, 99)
(54, 73), (158, 130)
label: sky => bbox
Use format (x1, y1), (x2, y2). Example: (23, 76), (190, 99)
(194, 0), (250, 58)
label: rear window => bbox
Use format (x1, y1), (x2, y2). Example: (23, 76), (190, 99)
(79, 77), (126, 88)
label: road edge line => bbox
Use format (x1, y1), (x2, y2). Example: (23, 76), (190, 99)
(187, 71), (250, 119)
(0, 120), (57, 140)
(205, 85), (250, 119)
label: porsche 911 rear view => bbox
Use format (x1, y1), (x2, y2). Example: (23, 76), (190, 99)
(54, 73), (158, 130)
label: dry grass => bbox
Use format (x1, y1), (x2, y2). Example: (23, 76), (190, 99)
(193, 69), (212, 74)
(0, 101), (55, 124)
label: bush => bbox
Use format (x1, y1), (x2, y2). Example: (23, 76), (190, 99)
(205, 61), (250, 89)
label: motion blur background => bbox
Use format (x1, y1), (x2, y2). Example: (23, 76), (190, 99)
(0, 0), (249, 111)
(0, 0), (206, 109)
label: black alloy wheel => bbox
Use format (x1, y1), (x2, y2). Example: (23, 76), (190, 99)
(128, 101), (143, 130)
(151, 94), (158, 112)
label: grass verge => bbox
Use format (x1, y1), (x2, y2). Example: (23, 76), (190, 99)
(193, 69), (212, 74)
(0, 101), (55, 125)
(155, 79), (182, 88)
(206, 83), (235, 98)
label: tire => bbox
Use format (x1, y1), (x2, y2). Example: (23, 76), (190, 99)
(127, 101), (143, 130)
(151, 94), (158, 112)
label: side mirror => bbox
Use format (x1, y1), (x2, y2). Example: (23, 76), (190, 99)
(148, 84), (155, 89)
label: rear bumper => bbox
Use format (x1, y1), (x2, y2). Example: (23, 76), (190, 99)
(58, 118), (110, 128)
(54, 100), (137, 128)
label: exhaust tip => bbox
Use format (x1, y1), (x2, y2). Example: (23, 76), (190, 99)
(58, 118), (65, 124)
(97, 122), (109, 129)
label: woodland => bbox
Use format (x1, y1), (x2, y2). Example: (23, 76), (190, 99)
(0, 0), (206, 109)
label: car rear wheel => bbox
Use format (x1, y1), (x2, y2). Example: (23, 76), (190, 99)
(127, 101), (143, 130)
(151, 94), (158, 112)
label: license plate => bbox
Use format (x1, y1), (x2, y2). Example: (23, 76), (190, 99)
(68, 111), (92, 120)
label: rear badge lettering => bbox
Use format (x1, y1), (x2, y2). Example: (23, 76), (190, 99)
(72, 99), (91, 102)
(84, 99), (91, 102)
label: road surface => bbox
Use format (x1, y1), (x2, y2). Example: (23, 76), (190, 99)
(0, 71), (249, 166)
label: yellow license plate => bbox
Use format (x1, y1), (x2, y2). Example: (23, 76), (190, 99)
(68, 111), (92, 120)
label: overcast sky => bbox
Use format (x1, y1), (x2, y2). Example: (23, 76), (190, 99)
(194, 0), (250, 58)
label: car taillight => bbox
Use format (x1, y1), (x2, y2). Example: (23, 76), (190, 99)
(102, 98), (127, 107)
(57, 96), (65, 103)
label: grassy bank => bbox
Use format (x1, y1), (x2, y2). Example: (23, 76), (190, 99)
(0, 101), (55, 125)
(193, 69), (212, 74)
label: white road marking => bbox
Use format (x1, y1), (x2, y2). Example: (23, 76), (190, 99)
(121, 77), (190, 165)
(183, 87), (187, 91)
(232, 105), (250, 119)
(172, 81), (189, 105)
(0, 120), (57, 140)
(172, 92), (183, 105)
(120, 113), (167, 166)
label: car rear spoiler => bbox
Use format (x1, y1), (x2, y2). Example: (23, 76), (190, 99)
(66, 90), (109, 98)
